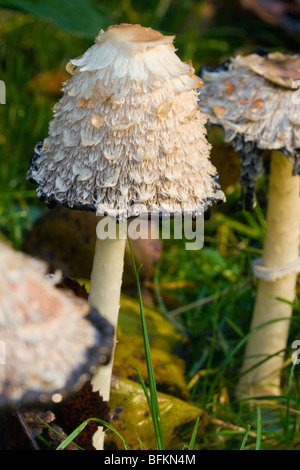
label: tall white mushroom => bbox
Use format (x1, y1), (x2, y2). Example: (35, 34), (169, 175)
(27, 23), (225, 447)
(200, 52), (300, 397)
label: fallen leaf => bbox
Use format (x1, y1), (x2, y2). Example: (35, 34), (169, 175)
(114, 295), (189, 401)
(105, 377), (207, 450)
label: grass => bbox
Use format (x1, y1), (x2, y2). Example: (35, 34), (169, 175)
(128, 236), (165, 450)
(239, 425), (251, 450)
(37, 415), (131, 450)
(1, 1), (300, 451)
(255, 407), (262, 450)
(31, 233), (176, 451)
(35, 241), (300, 450)
(55, 418), (131, 451)
(47, 237), (194, 451)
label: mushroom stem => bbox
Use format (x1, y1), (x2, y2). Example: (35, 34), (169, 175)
(88, 219), (127, 448)
(237, 151), (300, 397)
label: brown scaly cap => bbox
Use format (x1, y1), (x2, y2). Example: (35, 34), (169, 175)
(199, 51), (300, 208)
(0, 242), (114, 409)
(27, 23), (225, 221)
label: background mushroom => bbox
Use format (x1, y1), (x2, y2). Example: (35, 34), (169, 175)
(0, 241), (114, 410)
(199, 51), (300, 397)
(27, 23), (225, 447)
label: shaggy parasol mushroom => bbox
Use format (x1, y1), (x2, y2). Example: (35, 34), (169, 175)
(0, 241), (114, 410)
(199, 51), (300, 397)
(27, 23), (225, 446)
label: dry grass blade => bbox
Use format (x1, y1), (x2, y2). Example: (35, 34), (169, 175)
(167, 281), (250, 317)
(210, 417), (259, 440)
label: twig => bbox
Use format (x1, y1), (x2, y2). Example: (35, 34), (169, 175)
(210, 417), (259, 440)
(16, 410), (40, 450)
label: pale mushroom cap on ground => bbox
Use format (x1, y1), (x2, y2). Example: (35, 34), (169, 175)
(200, 52), (300, 154)
(0, 242), (114, 409)
(199, 51), (300, 207)
(27, 23), (225, 221)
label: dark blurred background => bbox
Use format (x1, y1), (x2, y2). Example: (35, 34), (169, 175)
(1, 2), (300, 450)
(1, 0), (300, 247)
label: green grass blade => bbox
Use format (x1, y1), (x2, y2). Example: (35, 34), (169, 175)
(127, 236), (165, 450)
(132, 359), (152, 413)
(55, 418), (130, 450)
(207, 317), (291, 402)
(36, 434), (51, 448)
(136, 436), (148, 450)
(188, 417), (200, 450)
(285, 362), (296, 449)
(239, 424), (251, 450)
(37, 416), (84, 450)
(237, 347), (287, 381)
(202, 312), (217, 406)
(292, 367), (300, 441)
(255, 407), (262, 450)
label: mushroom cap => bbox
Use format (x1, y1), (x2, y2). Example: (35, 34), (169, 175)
(27, 23), (225, 221)
(0, 242), (114, 409)
(200, 51), (300, 158)
(199, 51), (300, 209)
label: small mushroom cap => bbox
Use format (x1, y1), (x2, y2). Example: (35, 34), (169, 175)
(27, 23), (225, 221)
(200, 52), (300, 156)
(0, 242), (114, 409)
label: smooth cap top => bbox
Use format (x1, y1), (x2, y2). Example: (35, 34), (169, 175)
(97, 23), (175, 53)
